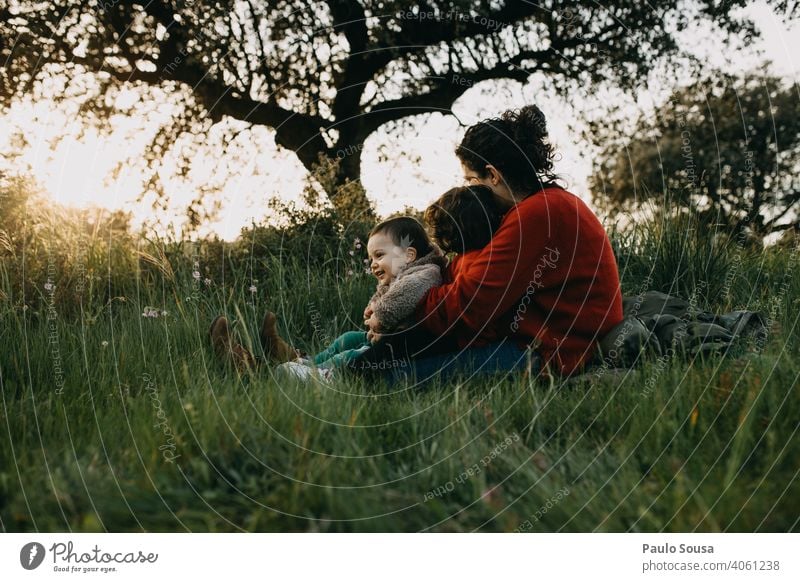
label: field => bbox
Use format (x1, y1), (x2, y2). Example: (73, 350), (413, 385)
(1, 196), (799, 532)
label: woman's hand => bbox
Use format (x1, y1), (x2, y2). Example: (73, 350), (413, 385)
(363, 306), (374, 323)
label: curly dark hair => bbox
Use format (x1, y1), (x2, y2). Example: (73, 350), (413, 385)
(369, 216), (434, 257)
(424, 185), (506, 254)
(455, 105), (560, 195)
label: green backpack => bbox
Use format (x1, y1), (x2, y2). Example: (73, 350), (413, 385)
(596, 291), (768, 368)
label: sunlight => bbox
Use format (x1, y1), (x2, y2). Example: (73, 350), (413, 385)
(0, 2), (796, 241)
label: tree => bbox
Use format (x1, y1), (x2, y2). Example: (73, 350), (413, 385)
(590, 75), (800, 239)
(2, 1), (795, 223)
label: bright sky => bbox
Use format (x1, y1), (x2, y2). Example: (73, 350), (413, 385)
(1, 1), (797, 240)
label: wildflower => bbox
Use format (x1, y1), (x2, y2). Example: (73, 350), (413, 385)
(192, 270), (201, 280)
(44, 281), (54, 292)
(354, 237), (361, 244)
(355, 243), (362, 250)
(347, 269), (354, 277)
(204, 278), (212, 286)
(249, 285), (257, 293)
(161, 310), (168, 317)
(101, 340), (109, 348)
(349, 250), (355, 256)
(142, 306), (160, 318)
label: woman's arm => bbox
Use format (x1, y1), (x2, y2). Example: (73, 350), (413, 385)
(418, 195), (559, 337)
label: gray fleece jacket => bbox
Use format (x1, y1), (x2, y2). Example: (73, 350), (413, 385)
(369, 249), (448, 332)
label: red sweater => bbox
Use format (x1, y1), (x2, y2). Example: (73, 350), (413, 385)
(418, 187), (623, 375)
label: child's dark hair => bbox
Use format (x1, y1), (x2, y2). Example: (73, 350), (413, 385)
(455, 105), (560, 195)
(369, 216), (434, 256)
(424, 185), (505, 254)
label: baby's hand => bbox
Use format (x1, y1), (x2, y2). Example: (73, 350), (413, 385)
(365, 314), (380, 332)
(363, 306), (374, 321)
(366, 329), (382, 344)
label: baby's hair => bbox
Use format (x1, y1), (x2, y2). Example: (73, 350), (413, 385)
(369, 216), (434, 257)
(424, 185), (505, 253)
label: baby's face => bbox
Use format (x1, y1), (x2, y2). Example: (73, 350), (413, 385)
(367, 232), (411, 285)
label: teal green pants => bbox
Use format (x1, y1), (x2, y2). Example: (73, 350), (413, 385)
(313, 331), (370, 368)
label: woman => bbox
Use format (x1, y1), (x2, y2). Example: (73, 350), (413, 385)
(392, 105), (624, 383)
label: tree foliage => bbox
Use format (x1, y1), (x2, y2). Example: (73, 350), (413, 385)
(590, 75), (800, 239)
(1, 0), (795, 223)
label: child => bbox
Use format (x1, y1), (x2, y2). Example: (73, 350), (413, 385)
(424, 184), (506, 264)
(339, 185), (507, 376)
(210, 216), (446, 377)
(278, 216), (447, 379)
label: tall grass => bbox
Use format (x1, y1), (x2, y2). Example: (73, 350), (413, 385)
(1, 182), (798, 532)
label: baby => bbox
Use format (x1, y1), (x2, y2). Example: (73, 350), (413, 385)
(335, 185), (507, 375)
(264, 216), (447, 380)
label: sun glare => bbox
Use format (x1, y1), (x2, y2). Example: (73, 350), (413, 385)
(1, 2), (796, 241)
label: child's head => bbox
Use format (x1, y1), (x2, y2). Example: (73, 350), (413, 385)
(424, 185), (505, 254)
(367, 216), (434, 285)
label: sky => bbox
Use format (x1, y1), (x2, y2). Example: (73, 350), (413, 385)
(1, 1), (797, 241)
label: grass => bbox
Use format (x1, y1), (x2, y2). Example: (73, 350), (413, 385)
(1, 200), (799, 532)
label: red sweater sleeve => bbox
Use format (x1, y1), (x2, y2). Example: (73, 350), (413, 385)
(417, 188), (623, 374)
(420, 199), (552, 337)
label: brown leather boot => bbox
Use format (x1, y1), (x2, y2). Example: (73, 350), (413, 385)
(209, 315), (257, 372)
(259, 311), (298, 363)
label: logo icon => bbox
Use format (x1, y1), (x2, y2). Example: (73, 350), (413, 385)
(20, 542), (46, 570)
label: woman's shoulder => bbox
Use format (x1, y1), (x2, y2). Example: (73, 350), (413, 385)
(510, 187), (590, 221)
